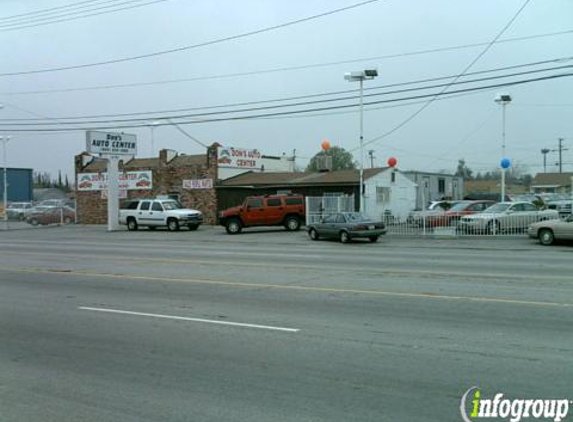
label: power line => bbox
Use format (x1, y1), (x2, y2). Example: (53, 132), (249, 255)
(3, 61), (571, 123)
(0, 0), (380, 76)
(0, 0), (172, 33)
(359, 0), (532, 151)
(0, 0), (122, 21)
(2, 29), (571, 93)
(2, 71), (572, 132)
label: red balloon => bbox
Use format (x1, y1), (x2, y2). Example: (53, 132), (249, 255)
(321, 140), (331, 150)
(387, 157), (397, 167)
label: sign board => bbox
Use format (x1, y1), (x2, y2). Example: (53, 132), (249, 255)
(86, 131), (137, 156)
(101, 189), (128, 199)
(217, 146), (262, 169)
(77, 171), (152, 191)
(182, 179), (213, 190)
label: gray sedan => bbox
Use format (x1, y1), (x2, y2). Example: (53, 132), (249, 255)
(528, 214), (573, 245)
(307, 212), (387, 243)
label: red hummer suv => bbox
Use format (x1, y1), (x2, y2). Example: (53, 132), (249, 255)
(218, 194), (305, 234)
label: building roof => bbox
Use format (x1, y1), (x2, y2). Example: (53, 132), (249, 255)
(220, 168), (388, 187)
(81, 153), (205, 172)
(531, 172), (573, 187)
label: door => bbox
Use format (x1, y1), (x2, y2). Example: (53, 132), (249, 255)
(137, 200), (152, 224)
(241, 198), (265, 226)
(320, 214), (340, 238)
(148, 201), (166, 226)
(264, 198), (283, 225)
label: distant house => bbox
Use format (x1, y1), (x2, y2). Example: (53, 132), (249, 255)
(401, 171), (463, 209)
(530, 172), (573, 194)
(463, 180), (528, 200)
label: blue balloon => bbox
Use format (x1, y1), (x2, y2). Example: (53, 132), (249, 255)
(500, 158), (511, 169)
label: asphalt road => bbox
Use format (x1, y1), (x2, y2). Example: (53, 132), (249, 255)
(1, 226), (572, 422)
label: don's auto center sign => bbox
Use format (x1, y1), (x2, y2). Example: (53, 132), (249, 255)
(217, 146), (262, 169)
(86, 131), (137, 156)
(77, 171), (152, 191)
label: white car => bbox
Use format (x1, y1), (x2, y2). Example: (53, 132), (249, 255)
(119, 199), (203, 231)
(528, 215), (573, 245)
(457, 201), (559, 234)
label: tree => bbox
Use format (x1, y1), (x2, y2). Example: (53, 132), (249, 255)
(306, 146), (356, 172)
(455, 159), (473, 179)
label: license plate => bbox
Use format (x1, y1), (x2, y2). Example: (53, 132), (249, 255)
(368, 225), (375, 230)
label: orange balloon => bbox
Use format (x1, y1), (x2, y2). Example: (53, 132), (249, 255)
(321, 140), (331, 150)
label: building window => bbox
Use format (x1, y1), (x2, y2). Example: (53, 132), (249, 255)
(438, 178), (445, 194)
(391, 171), (396, 183)
(376, 187), (390, 204)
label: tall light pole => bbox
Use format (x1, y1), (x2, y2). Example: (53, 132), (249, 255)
(345, 69), (378, 214)
(541, 148), (550, 173)
(495, 93), (512, 201)
(148, 121), (160, 156)
(1, 135), (11, 230)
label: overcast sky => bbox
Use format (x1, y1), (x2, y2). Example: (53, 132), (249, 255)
(1, 0), (572, 179)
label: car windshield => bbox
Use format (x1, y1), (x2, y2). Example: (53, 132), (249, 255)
(162, 201), (182, 210)
(343, 212), (368, 222)
(448, 202), (471, 211)
(484, 203), (511, 213)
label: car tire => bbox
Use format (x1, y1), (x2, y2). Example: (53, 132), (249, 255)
(487, 220), (500, 235)
(63, 216), (72, 224)
(30, 218), (39, 226)
(127, 218), (138, 231)
(188, 224), (199, 231)
(339, 231), (350, 244)
(226, 218), (242, 234)
(539, 228), (554, 246)
(308, 228), (319, 241)
(284, 216), (301, 231)
(369, 235), (379, 243)
(167, 218), (180, 232)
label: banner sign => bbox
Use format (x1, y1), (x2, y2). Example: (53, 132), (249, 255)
(182, 179), (213, 190)
(86, 131), (137, 156)
(77, 171), (152, 191)
(101, 189), (128, 199)
(217, 146), (262, 169)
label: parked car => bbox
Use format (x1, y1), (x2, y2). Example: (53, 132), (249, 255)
(546, 199), (572, 217)
(307, 212), (387, 243)
(6, 202), (34, 220)
(219, 194), (305, 234)
(26, 206), (75, 226)
(119, 198), (203, 231)
(457, 201), (559, 234)
(407, 200), (459, 226)
(528, 214), (573, 245)
(426, 200), (495, 227)
(39, 199), (66, 207)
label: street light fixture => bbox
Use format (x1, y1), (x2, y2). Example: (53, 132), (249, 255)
(345, 69), (378, 214)
(494, 93), (512, 201)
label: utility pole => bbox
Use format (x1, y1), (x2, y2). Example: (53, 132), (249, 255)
(368, 150), (375, 168)
(541, 148), (550, 173)
(552, 138), (567, 173)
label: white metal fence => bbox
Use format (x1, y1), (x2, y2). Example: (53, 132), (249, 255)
(384, 210), (567, 236)
(305, 195), (355, 225)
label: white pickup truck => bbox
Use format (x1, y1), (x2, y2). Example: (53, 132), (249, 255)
(119, 198), (203, 231)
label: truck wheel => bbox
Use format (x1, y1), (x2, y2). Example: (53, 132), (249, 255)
(284, 216), (301, 231)
(127, 218), (138, 231)
(188, 224), (199, 231)
(226, 218), (242, 234)
(539, 229), (554, 246)
(167, 218), (180, 232)
(63, 216), (73, 224)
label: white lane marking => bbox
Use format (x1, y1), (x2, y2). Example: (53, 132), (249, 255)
(78, 306), (299, 333)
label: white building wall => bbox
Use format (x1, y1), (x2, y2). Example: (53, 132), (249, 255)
(364, 170), (417, 221)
